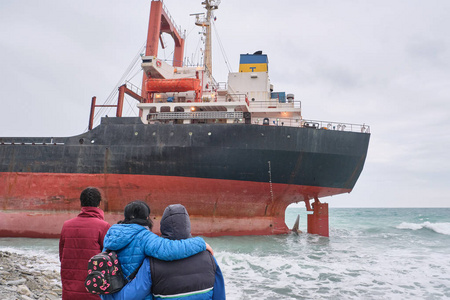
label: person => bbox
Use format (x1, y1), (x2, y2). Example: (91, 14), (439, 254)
(102, 204), (226, 300)
(59, 187), (111, 300)
(100, 201), (214, 300)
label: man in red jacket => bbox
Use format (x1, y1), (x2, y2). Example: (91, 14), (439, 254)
(59, 187), (111, 300)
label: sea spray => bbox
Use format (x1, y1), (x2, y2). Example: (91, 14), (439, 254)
(397, 221), (450, 235)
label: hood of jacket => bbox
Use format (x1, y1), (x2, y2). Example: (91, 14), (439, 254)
(78, 206), (105, 220)
(160, 204), (192, 240)
(103, 223), (149, 251)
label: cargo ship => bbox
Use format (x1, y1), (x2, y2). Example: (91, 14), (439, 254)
(0, 0), (370, 238)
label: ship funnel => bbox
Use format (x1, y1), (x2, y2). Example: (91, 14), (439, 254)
(287, 94), (295, 103)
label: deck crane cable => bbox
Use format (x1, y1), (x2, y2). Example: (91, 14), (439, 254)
(186, 13), (206, 67)
(100, 45), (143, 107)
(190, 36), (203, 67)
(106, 42), (145, 104)
(92, 44), (143, 117)
(123, 68), (146, 117)
(87, 43), (145, 130)
(183, 20), (200, 66)
(184, 18), (206, 66)
(122, 67), (146, 117)
(124, 94), (138, 116)
(212, 19), (232, 73)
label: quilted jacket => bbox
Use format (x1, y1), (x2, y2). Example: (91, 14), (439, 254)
(59, 207), (111, 300)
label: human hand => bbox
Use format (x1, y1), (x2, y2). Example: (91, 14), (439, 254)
(205, 242), (214, 256)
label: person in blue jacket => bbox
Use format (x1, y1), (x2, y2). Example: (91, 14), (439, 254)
(103, 204), (226, 300)
(100, 201), (214, 300)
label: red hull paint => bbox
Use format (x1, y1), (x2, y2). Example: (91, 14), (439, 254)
(0, 172), (350, 237)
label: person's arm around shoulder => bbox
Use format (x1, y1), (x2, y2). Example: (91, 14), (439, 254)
(142, 231), (212, 261)
(212, 256), (226, 300)
(100, 258), (152, 300)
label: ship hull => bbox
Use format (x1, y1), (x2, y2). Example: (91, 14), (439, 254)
(0, 117), (370, 237)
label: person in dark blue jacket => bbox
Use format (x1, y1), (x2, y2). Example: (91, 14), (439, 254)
(103, 204), (226, 300)
(100, 201), (214, 300)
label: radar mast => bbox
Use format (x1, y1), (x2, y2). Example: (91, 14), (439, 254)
(194, 0), (220, 76)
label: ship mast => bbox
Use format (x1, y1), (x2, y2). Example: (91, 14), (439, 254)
(194, 0), (220, 76)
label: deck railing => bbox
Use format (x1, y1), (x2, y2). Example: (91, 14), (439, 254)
(125, 81), (142, 96)
(251, 118), (370, 133)
(248, 100), (301, 110)
(159, 0), (185, 39)
(300, 119), (370, 133)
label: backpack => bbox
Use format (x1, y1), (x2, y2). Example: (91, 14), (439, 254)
(85, 250), (140, 295)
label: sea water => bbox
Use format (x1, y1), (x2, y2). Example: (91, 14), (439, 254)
(1, 207), (449, 299)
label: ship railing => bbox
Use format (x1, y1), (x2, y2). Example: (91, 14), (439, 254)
(252, 117), (303, 127)
(248, 99), (302, 110)
(147, 111), (244, 120)
(225, 93), (248, 103)
(301, 119), (370, 133)
(125, 81), (142, 96)
(250, 118), (370, 133)
(216, 82), (227, 90)
(158, 1), (185, 39)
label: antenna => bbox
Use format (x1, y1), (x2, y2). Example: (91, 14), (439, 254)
(193, 0), (220, 76)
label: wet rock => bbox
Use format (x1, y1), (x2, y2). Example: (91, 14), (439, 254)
(17, 284), (32, 296)
(45, 294), (60, 300)
(2, 285), (17, 292)
(0, 251), (62, 300)
(26, 278), (40, 291)
(6, 278), (27, 285)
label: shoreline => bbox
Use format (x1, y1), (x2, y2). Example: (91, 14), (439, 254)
(0, 251), (62, 300)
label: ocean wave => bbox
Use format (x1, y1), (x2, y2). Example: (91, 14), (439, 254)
(396, 221), (450, 235)
(0, 247), (60, 273)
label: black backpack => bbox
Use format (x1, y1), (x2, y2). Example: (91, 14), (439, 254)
(85, 250), (140, 295)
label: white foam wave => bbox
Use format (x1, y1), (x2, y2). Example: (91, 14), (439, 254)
(0, 246), (60, 272)
(397, 221), (450, 235)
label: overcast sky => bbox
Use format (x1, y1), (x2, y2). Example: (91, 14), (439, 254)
(1, 0), (449, 208)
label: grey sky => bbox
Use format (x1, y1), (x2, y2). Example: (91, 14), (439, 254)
(1, 0), (449, 208)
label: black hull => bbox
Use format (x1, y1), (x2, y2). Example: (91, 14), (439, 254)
(0, 117), (370, 190)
